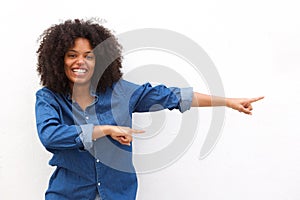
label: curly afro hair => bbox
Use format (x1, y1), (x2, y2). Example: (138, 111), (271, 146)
(36, 18), (123, 94)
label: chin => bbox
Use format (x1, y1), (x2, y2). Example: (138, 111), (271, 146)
(70, 79), (91, 87)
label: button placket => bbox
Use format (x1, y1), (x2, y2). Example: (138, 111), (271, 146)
(84, 110), (90, 123)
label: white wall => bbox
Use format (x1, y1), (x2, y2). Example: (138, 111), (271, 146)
(1, 0), (300, 199)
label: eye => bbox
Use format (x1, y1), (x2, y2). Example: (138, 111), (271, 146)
(67, 54), (76, 58)
(86, 54), (95, 60)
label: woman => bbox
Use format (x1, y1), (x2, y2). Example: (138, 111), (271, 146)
(35, 19), (263, 200)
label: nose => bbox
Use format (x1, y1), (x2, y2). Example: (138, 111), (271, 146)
(76, 56), (85, 66)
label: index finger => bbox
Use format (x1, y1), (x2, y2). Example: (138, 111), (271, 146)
(249, 96), (264, 103)
(131, 129), (145, 134)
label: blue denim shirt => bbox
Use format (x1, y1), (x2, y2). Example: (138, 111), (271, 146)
(35, 79), (193, 200)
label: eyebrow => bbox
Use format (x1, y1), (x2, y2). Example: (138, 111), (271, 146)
(67, 50), (94, 54)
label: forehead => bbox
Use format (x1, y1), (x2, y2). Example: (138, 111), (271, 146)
(69, 38), (93, 51)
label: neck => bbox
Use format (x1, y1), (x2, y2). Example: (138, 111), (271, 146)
(69, 83), (95, 110)
(70, 83), (91, 101)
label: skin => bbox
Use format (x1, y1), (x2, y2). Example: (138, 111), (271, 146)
(65, 37), (264, 146)
(191, 93), (264, 115)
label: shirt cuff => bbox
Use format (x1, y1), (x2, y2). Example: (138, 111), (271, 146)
(78, 124), (94, 151)
(179, 87), (193, 112)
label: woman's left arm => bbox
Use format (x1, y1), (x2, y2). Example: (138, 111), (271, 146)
(191, 92), (264, 115)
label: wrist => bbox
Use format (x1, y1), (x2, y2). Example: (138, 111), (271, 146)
(225, 98), (232, 108)
(92, 125), (110, 141)
(99, 125), (110, 136)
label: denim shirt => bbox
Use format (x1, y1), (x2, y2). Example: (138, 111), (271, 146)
(35, 79), (193, 200)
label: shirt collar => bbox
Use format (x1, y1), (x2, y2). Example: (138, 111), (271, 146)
(66, 91), (99, 103)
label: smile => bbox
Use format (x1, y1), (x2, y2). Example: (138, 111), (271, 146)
(72, 68), (87, 73)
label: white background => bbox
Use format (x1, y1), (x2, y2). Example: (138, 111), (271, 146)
(1, 0), (300, 199)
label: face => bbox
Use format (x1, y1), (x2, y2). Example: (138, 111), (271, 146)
(64, 38), (96, 88)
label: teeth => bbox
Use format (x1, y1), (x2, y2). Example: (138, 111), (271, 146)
(72, 69), (87, 73)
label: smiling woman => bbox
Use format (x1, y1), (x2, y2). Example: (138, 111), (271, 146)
(35, 18), (263, 200)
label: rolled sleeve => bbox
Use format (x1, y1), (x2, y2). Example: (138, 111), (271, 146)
(179, 87), (193, 112)
(170, 87), (193, 113)
(78, 124), (94, 151)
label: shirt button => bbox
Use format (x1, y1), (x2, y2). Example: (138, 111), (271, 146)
(96, 159), (100, 163)
(98, 182), (101, 186)
(85, 116), (89, 120)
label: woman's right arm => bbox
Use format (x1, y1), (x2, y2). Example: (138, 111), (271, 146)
(35, 90), (91, 151)
(35, 89), (143, 151)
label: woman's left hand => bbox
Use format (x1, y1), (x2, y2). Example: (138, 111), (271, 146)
(226, 96), (264, 115)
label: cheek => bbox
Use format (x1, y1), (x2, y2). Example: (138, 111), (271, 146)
(89, 61), (96, 72)
(64, 59), (73, 69)
(64, 61), (74, 79)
